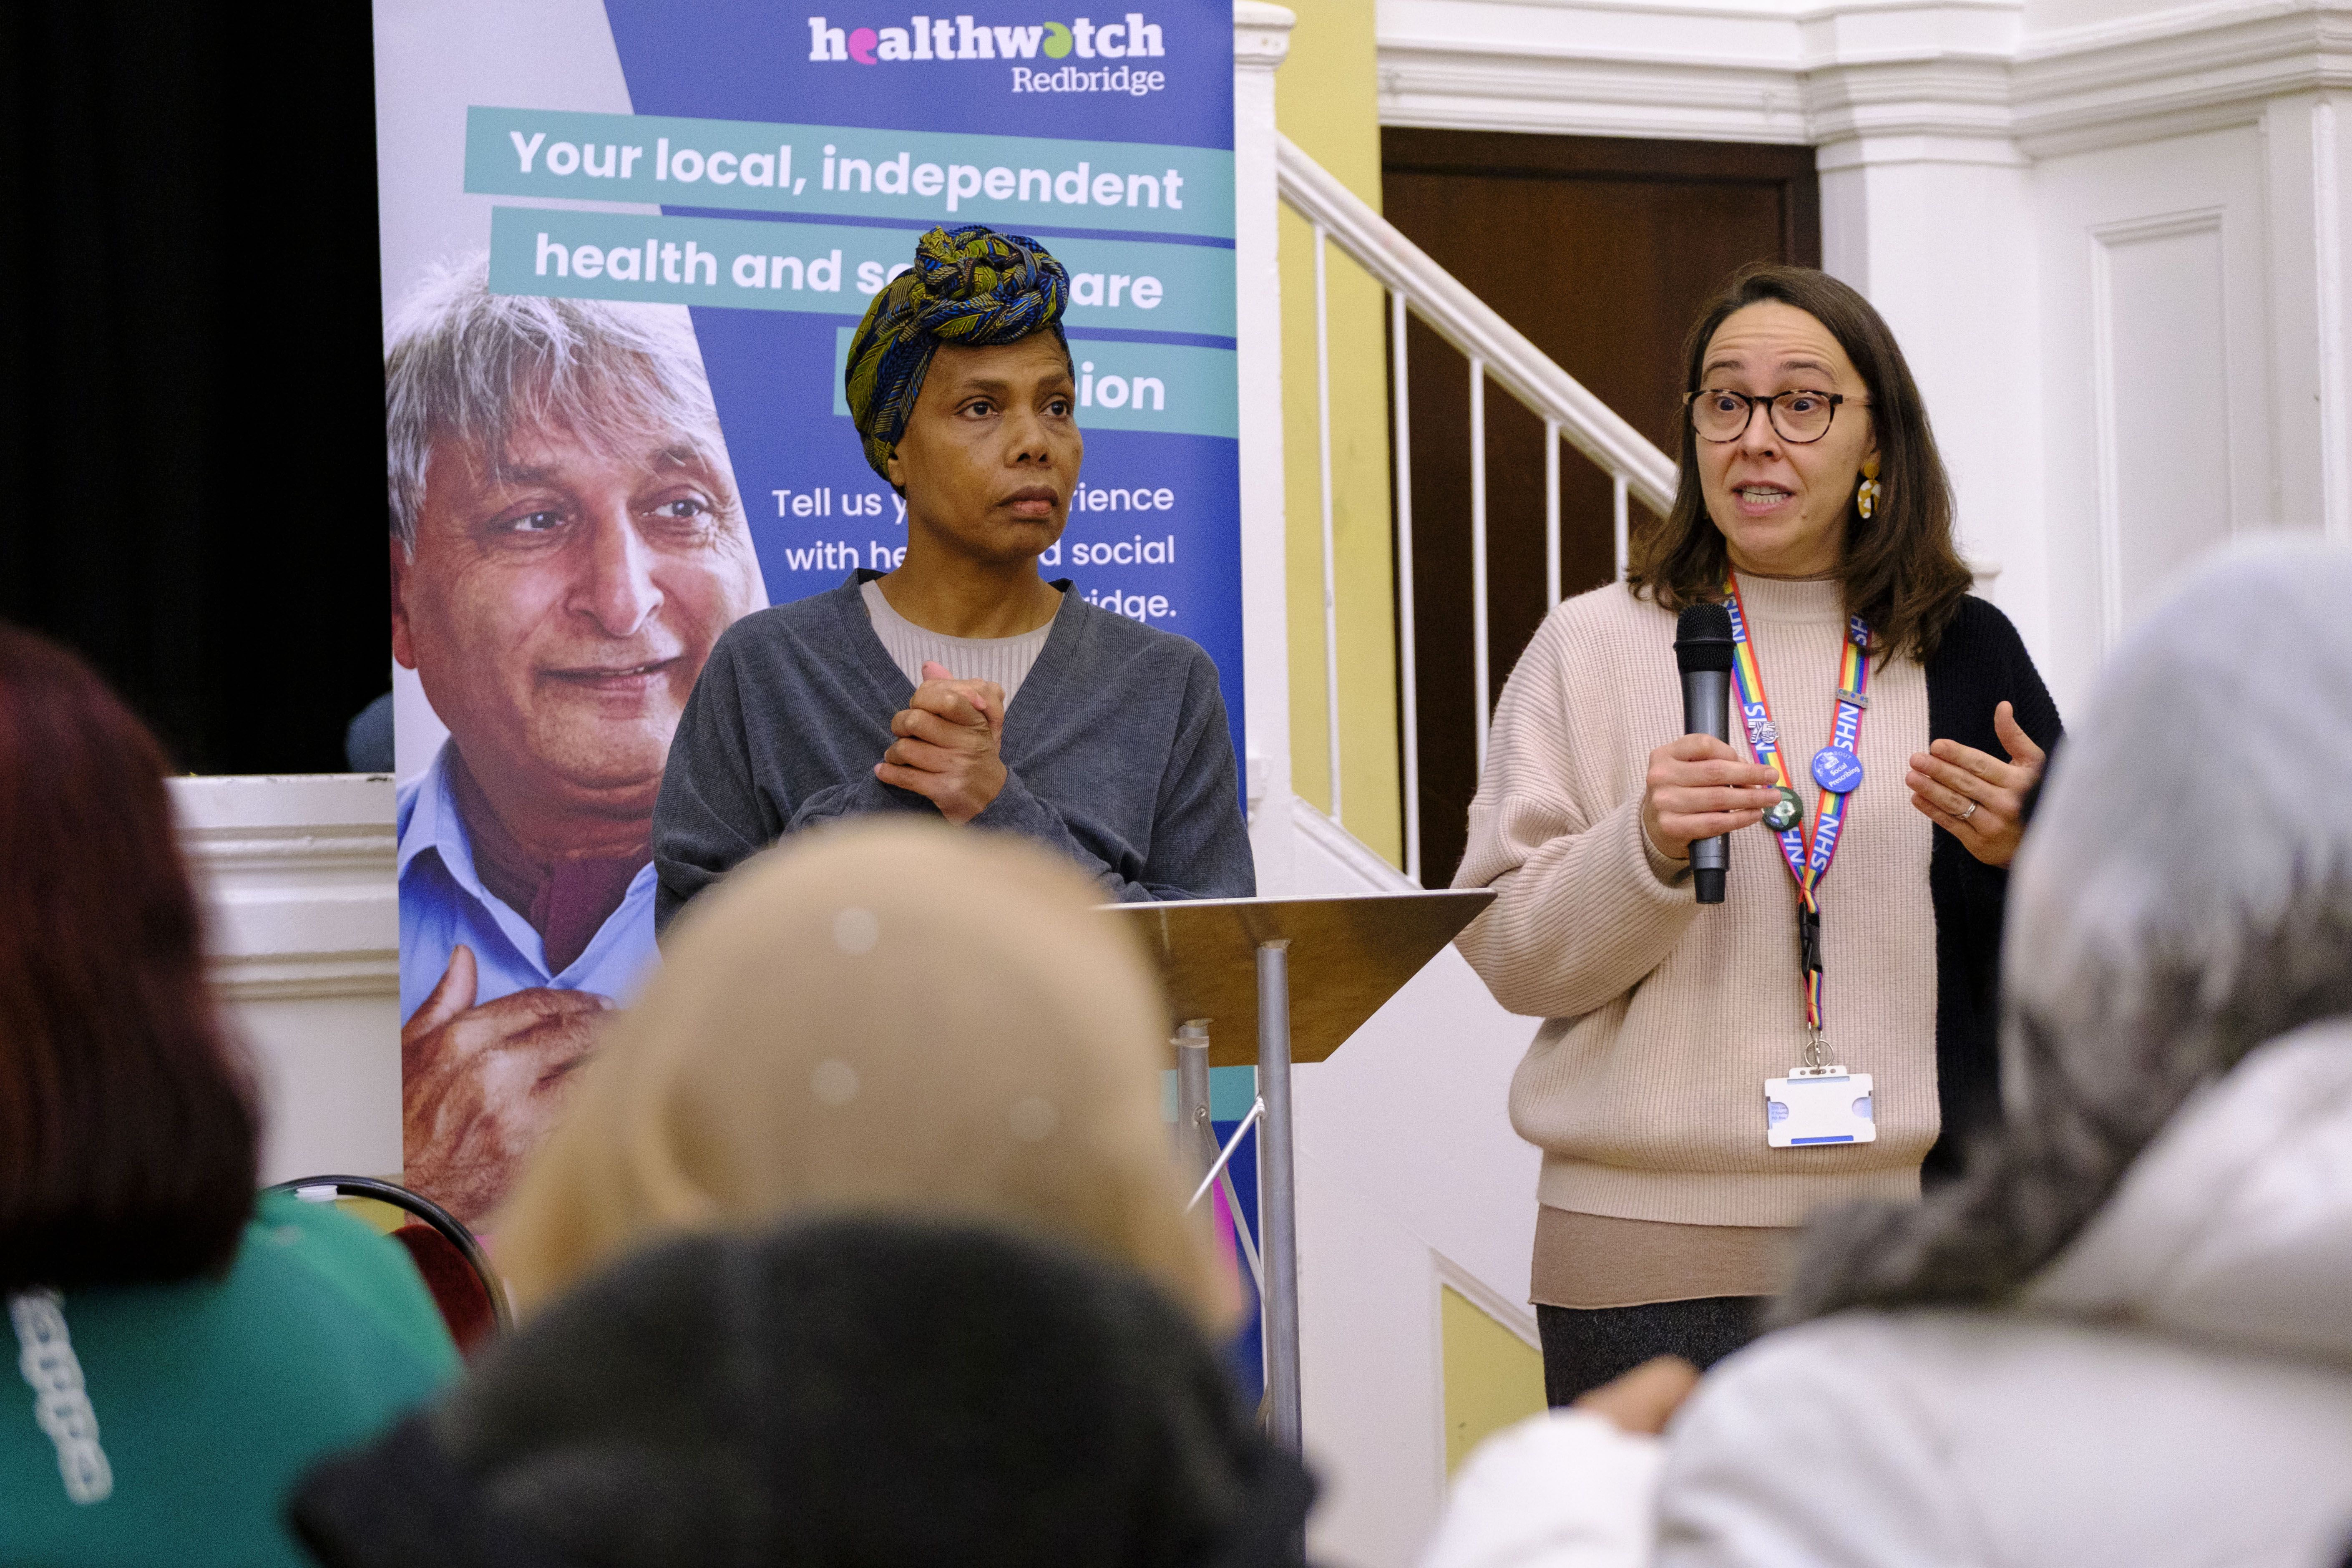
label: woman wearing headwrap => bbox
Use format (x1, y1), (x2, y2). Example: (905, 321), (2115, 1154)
(652, 225), (1252, 926)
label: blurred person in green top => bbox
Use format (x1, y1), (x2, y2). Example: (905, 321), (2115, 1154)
(0, 622), (459, 1566)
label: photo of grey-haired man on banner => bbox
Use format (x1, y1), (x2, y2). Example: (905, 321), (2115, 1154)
(386, 259), (766, 1223)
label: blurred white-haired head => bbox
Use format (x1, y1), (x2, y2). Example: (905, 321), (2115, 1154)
(2001, 537), (2352, 1120)
(1782, 537), (2352, 1321)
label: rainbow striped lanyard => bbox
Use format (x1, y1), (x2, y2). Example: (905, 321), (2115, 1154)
(1722, 574), (1872, 1051)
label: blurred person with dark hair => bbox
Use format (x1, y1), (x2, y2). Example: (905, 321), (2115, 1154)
(1420, 541), (2352, 1568)
(654, 225), (1251, 931)
(0, 623), (458, 1566)
(1451, 266), (2060, 1399)
(292, 1217), (1313, 1568)
(386, 259), (767, 1224)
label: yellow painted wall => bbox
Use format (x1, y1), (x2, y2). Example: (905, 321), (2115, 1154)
(1441, 1286), (1548, 1473)
(1276, 0), (1401, 866)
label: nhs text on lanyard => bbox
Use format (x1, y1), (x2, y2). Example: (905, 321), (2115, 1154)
(1723, 574), (1879, 1148)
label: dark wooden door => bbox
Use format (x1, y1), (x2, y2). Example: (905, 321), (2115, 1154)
(1382, 130), (1820, 886)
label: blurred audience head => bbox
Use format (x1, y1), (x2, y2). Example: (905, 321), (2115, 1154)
(490, 818), (1230, 1324)
(0, 622), (257, 1292)
(292, 1218), (1311, 1568)
(1782, 539), (2352, 1319)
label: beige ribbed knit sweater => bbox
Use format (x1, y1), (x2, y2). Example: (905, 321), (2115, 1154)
(1454, 574), (1937, 1231)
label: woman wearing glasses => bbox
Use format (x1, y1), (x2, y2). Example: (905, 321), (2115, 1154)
(1451, 265), (2062, 1402)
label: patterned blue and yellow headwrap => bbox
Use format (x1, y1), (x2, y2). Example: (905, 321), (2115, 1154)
(844, 224), (1071, 483)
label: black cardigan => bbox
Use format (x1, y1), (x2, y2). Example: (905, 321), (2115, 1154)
(1919, 596), (2063, 1180)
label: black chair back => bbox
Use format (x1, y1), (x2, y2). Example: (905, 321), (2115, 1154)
(266, 1175), (511, 1354)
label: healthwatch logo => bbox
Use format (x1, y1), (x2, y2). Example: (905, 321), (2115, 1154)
(807, 13), (1168, 63)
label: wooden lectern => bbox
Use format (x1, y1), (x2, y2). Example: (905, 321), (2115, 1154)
(1099, 889), (1495, 1449)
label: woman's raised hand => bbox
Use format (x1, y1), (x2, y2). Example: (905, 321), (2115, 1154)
(1907, 700), (2045, 868)
(1642, 734), (1783, 862)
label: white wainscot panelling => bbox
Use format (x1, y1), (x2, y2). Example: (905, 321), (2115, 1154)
(2033, 122), (2273, 714)
(2091, 210), (2232, 642)
(2260, 93), (2352, 544)
(171, 775), (403, 1185)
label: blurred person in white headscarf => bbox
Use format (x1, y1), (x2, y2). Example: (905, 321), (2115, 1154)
(1420, 538), (2352, 1568)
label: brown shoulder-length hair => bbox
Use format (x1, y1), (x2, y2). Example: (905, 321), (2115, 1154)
(0, 624), (257, 1291)
(1628, 264), (1974, 664)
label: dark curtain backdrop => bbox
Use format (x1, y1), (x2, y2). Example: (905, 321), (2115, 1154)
(0, 0), (387, 774)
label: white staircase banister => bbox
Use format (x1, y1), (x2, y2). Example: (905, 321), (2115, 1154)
(1273, 133), (1679, 517)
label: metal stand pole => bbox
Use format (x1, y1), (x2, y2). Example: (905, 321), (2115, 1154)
(1256, 939), (1301, 1450)
(1174, 1019), (1215, 1178)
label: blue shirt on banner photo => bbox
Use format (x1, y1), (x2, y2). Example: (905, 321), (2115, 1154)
(397, 745), (661, 1026)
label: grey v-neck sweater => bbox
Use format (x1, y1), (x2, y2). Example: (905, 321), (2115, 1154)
(652, 573), (1254, 930)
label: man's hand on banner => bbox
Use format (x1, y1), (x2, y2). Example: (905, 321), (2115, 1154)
(877, 661), (1009, 824)
(401, 943), (612, 1224)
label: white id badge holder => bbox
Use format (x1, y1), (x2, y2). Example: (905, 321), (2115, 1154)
(1766, 1065), (1877, 1148)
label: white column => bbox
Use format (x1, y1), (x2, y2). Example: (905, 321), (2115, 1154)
(2261, 91), (2352, 541)
(1817, 124), (2047, 656)
(1234, 2), (1298, 892)
(1804, 0), (2047, 654)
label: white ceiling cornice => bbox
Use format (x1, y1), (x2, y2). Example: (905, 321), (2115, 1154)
(1377, 0), (2350, 159)
(2012, 3), (2352, 154)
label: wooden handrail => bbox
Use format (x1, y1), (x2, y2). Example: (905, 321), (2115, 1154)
(1273, 133), (1679, 517)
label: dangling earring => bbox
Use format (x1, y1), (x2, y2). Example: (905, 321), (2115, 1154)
(1856, 457), (1882, 521)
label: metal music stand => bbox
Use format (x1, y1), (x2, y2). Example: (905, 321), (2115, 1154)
(1099, 888), (1494, 1450)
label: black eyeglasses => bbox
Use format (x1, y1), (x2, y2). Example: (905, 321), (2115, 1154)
(1685, 388), (1867, 445)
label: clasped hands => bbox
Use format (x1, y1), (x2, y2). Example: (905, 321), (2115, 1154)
(1641, 700), (2045, 871)
(875, 660), (1007, 825)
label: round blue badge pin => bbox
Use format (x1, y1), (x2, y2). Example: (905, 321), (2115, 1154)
(1809, 747), (1864, 793)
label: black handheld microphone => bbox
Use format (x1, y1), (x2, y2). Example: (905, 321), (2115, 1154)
(1674, 602), (1736, 905)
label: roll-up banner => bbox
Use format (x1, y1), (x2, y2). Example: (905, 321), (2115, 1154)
(377, 0), (1240, 1224)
